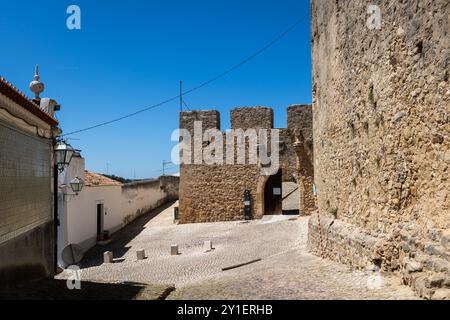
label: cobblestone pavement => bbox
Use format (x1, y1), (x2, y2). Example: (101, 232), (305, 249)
(57, 202), (419, 300)
(169, 250), (418, 300)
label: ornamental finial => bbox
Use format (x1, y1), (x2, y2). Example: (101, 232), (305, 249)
(29, 64), (45, 99)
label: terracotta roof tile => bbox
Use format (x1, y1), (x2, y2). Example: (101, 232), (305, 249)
(0, 76), (58, 126)
(84, 171), (123, 187)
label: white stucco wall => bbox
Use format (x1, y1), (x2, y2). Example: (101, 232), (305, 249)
(57, 157), (179, 267)
(58, 156), (123, 250)
(69, 188), (120, 244)
(121, 180), (167, 224)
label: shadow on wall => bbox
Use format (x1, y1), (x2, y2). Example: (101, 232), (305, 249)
(0, 220), (54, 290)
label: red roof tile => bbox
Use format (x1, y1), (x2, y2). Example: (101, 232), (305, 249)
(84, 171), (123, 187)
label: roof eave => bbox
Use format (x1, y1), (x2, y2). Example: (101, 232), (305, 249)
(0, 77), (59, 127)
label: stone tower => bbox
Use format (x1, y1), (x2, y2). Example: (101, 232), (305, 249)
(309, 0), (449, 299)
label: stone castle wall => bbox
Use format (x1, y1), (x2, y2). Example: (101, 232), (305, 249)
(179, 164), (261, 223)
(280, 105), (314, 182)
(179, 105), (314, 223)
(281, 105), (315, 215)
(309, 0), (450, 299)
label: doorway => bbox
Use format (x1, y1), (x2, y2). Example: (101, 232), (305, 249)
(96, 203), (104, 236)
(263, 170), (282, 215)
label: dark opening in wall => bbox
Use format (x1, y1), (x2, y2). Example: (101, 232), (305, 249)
(417, 41), (425, 67)
(416, 41), (423, 55)
(368, 85), (374, 105)
(348, 120), (356, 138)
(363, 121), (369, 135)
(390, 55), (398, 67)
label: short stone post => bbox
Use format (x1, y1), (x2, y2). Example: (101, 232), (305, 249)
(171, 244), (179, 256)
(136, 249), (146, 261)
(103, 251), (113, 263)
(203, 240), (213, 252)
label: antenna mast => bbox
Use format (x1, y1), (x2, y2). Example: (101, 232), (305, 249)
(179, 81), (183, 113)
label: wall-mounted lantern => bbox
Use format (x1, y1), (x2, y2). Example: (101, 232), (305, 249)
(69, 177), (84, 195)
(55, 140), (75, 172)
(244, 190), (252, 221)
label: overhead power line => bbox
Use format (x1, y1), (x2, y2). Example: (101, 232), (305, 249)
(183, 99), (191, 111)
(62, 14), (308, 137)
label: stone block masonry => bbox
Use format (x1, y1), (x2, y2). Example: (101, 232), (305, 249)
(180, 110), (221, 135)
(179, 164), (262, 223)
(231, 107), (273, 130)
(310, 0), (449, 299)
(308, 216), (380, 269)
(179, 105), (314, 223)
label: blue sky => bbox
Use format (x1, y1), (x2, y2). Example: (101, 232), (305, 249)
(1, 0), (311, 178)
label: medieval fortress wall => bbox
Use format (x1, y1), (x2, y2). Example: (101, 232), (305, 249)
(179, 105), (314, 223)
(308, 0), (449, 298)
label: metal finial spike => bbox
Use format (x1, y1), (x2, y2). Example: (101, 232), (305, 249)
(34, 65), (40, 81)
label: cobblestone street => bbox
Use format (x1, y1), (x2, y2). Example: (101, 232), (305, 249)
(57, 202), (419, 300)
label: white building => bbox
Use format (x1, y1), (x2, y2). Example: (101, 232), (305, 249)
(57, 154), (179, 267)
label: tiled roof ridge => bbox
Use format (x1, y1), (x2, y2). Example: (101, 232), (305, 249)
(84, 171), (123, 187)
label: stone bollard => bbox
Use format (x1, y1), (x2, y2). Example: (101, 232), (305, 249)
(104, 251), (113, 263)
(203, 240), (213, 253)
(136, 249), (146, 261)
(171, 245), (179, 256)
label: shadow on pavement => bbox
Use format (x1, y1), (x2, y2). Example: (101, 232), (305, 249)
(0, 279), (174, 300)
(79, 201), (177, 268)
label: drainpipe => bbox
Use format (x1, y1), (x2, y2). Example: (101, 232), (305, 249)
(51, 126), (63, 274)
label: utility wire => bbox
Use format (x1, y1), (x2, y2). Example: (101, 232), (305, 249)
(155, 166), (178, 174)
(152, 164), (178, 172)
(62, 14), (308, 137)
(182, 99), (191, 111)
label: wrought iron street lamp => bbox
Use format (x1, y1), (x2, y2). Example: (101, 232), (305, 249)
(55, 140), (75, 171)
(69, 177), (84, 195)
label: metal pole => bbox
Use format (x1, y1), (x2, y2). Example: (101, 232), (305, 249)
(180, 81), (183, 113)
(53, 139), (59, 274)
